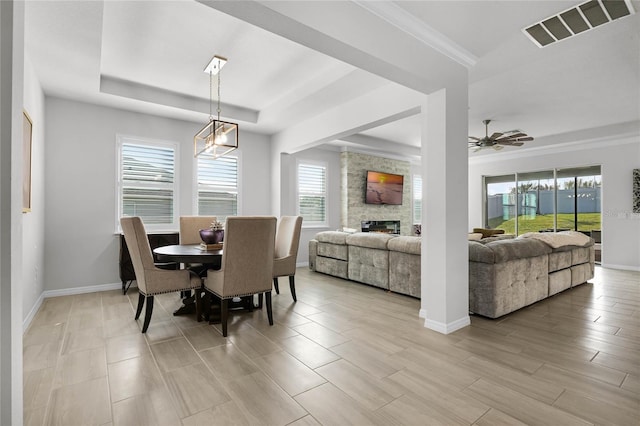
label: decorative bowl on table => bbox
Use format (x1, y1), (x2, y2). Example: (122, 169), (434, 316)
(199, 229), (224, 244)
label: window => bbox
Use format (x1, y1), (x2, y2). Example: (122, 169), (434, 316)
(297, 161), (327, 226)
(413, 174), (422, 224)
(116, 136), (178, 231)
(197, 155), (239, 221)
(483, 166), (601, 236)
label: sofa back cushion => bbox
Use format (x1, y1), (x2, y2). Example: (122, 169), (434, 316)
(316, 231), (349, 245)
(469, 238), (552, 264)
(346, 232), (396, 249)
(388, 236), (421, 255)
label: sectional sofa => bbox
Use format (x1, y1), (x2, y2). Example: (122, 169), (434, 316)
(308, 231), (421, 298)
(309, 230), (595, 317)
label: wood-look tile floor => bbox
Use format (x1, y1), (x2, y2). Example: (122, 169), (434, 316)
(24, 266), (640, 425)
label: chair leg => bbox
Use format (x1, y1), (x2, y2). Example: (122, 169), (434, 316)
(265, 291), (274, 326)
(194, 288), (202, 322)
(141, 296), (154, 333)
(135, 293), (145, 320)
(221, 299), (229, 337)
(257, 293), (263, 309)
(273, 277), (280, 294)
(289, 275), (297, 302)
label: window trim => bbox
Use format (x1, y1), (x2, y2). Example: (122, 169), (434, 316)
(412, 173), (422, 225)
(192, 151), (242, 219)
(296, 159), (328, 228)
(115, 134), (180, 233)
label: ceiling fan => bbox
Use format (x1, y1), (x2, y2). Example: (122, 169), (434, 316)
(468, 119), (534, 152)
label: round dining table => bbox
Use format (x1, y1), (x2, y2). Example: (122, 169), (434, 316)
(153, 244), (222, 267)
(153, 244), (223, 316)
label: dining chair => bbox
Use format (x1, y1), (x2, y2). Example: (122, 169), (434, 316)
(120, 216), (202, 333)
(273, 216), (303, 302)
(203, 216), (276, 337)
(179, 215), (218, 278)
(179, 215), (218, 244)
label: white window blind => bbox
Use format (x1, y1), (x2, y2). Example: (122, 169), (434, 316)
(298, 162), (327, 225)
(413, 174), (422, 224)
(117, 139), (177, 228)
(197, 155), (238, 221)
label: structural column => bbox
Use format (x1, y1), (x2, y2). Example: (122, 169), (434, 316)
(0, 0), (24, 423)
(420, 83), (470, 334)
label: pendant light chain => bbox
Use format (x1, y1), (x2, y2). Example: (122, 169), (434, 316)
(217, 68), (222, 122)
(208, 70), (214, 122)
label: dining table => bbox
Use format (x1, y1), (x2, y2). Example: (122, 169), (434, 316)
(153, 244), (256, 320)
(153, 244), (223, 316)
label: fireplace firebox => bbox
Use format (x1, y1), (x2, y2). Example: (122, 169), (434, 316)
(361, 220), (400, 235)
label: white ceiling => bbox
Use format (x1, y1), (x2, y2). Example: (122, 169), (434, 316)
(24, 0), (640, 158)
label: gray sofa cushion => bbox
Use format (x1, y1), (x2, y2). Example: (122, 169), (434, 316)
(346, 232), (396, 249)
(316, 231), (349, 244)
(548, 251), (571, 272)
(348, 245), (389, 289)
(469, 255), (549, 318)
(470, 239), (552, 264)
(317, 243), (348, 261)
(387, 236), (421, 255)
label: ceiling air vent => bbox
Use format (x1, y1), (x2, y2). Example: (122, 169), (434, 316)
(524, 0), (635, 48)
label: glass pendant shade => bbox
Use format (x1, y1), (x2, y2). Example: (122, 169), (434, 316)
(194, 118), (238, 159)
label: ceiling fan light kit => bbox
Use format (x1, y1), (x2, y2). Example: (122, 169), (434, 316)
(468, 119), (534, 152)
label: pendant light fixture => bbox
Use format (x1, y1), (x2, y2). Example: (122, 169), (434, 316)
(194, 55), (239, 158)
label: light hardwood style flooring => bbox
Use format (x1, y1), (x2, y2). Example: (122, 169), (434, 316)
(24, 266), (639, 425)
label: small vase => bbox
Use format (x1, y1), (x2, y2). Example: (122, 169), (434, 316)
(212, 230), (224, 244)
(199, 229), (224, 244)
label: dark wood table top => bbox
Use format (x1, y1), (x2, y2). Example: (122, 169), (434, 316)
(153, 244), (222, 264)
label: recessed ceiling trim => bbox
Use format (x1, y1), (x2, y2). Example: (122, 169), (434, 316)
(523, 0), (635, 48)
(352, 0), (478, 68)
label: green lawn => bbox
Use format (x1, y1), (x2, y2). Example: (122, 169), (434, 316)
(488, 213), (601, 235)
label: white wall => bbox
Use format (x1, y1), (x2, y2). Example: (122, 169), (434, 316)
(469, 138), (640, 271)
(285, 147), (342, 265)
(43, 97), (272, 292)
(22, 56), (45, 326)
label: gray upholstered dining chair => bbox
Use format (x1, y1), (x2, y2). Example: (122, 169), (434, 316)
(179, 216), (218, 244)
(120, 216), (202, 333)
(273, 216), (303, 302)
(203, 216), (276, 337)
(179, 215), (218, 276)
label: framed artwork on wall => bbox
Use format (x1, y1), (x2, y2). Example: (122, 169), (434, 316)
(23, 110), (33, 213)
(634, 169), (640, 213)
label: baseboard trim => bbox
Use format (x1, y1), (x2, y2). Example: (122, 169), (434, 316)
(43, 282), (123, 298)
(23, 292), (45, 333)
(424, 315), (470, 334)
(296, 261), (309, 268)
(601, 263), (640, 272)
(419, 308), (427, 319)
(23, 282), (124, 333)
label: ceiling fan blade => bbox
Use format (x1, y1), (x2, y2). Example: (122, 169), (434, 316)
(468, 136), (481, 141)
(497, 133), (526, 141)
(510, 142), (524, 146)
(515, 136), (534, 142)
(489, 132), (503, 140)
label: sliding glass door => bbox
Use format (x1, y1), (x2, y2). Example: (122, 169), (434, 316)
(485, 175), (516, 234)
(516, 170), (555, 234)
(483, 166), (601, 238)
(556, 166), (602, 233)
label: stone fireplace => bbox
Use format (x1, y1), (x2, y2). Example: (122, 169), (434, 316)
(341, 151), (412, 235)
